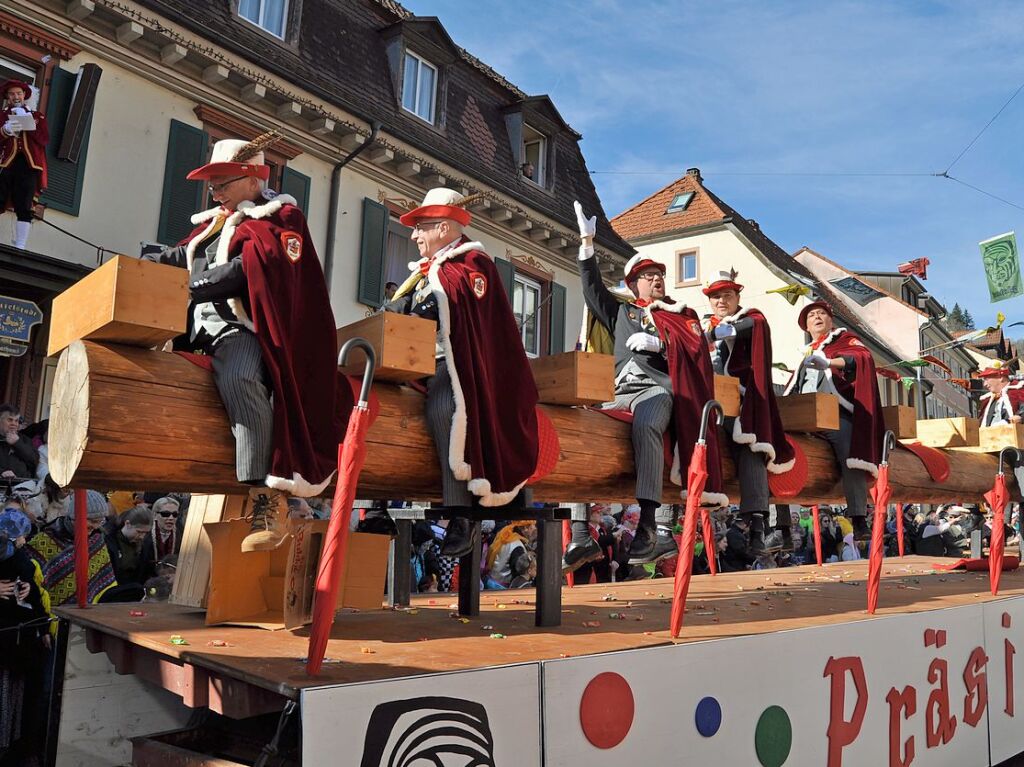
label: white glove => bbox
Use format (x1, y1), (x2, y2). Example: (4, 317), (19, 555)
(2, 122), (19, 136)
(803, 350), (830, 371)
(573, 200), (597, 260)
(713, 323), (736, 340)
(626, 332), (663, 354)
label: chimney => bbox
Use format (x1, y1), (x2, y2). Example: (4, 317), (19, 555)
(686, 167), (702, 182)
(748, 219), (760, 231)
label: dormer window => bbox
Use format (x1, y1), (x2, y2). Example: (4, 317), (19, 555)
(402, 51), (438, 124)
(239, 0), (288, 39)
(667, 192), (693, 213)
(522, 124), (547, 187)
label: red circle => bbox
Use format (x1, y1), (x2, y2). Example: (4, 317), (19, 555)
(579, 672), (635, 749)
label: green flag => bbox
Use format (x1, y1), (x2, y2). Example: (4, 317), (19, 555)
(980, 231), (1024, 303)
(901, 377), (916, 391)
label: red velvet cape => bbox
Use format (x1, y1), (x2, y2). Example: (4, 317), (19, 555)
(648, 302), (727, 506)
(431, 239), (540, 506)
(980, 382), (1024, 425)
(719, 307), (795, 473)
(0, 108), (48, 190)
(215, 199), (349, 495)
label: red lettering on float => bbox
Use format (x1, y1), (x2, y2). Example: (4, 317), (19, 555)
(925, 656), (957, 747)
(824, 655), (868, 767)
(886, 686), (917, 767)
(962, 647), (988, 728)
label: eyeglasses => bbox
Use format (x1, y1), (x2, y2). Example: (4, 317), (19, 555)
(208, 176), (247, 193)
(635, 271), (664, 282)
(411, 221), (444, 233)
(157, 511), (179, 518)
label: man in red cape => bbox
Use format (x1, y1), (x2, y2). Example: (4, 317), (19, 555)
(783, 300), (883, 540)
(145, 134), (345, 552)
(382, 188), (540, 557)
(0, 79), (48, 250)
(704, 269), (794, 554)
(567, 201), (727, 571)
(978, 361), (1024, 426)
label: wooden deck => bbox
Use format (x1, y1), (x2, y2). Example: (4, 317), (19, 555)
(56, 555), (1024, 712)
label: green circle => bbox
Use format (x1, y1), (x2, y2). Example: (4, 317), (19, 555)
(754, 705), (792, 767)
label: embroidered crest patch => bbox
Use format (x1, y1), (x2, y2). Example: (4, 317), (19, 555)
(689, 320), (702, 335)
(281, 231), (303, 263)
(849, 338), (863, 346)
(470, 271), (487, 299)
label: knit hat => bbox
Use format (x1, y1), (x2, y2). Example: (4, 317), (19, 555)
(0, 509), (31, 540)
(68, 490), (109, 520)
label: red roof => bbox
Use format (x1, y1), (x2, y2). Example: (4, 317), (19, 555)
(610, 172), (728, 241)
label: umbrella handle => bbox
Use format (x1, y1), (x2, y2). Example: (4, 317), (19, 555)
(998, 446), (1022, 477)
(879, 430), (896, 466)
(338, 337), (377, 404)
(698, 400), (724, 444)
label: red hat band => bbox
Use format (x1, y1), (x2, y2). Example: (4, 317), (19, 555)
(398, 204), (471, 228)
(186, 162), (271, 182)
(978, 367), (1011, 379)
(703, 280), (744, 297)
(625, 258), (666, 283)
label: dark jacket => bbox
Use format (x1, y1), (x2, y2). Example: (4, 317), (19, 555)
(104, 530), (156, 587)
(0, 433), (38, 479)
(720, 524), (755, 571)
(0, 548), (48, 663)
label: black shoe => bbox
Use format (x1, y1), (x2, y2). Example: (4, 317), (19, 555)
(852, 516), (870, 542)
(355, 514), (397, 537)
(562, 537), (603, 573)
(440, 517), (478, 558)
(628, 525), (679, 565)
(779, 526), (794, 553)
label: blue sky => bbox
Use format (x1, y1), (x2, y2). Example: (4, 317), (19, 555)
(406, 0), (1024, 331)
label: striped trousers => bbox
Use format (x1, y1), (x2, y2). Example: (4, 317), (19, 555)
(210, 331), (274, 484)
(603, 385), (674, 503)
(425, 361), (474, 507)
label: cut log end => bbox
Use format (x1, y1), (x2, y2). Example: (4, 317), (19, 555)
(48, 341), (89, 487)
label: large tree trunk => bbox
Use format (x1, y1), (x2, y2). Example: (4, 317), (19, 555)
(49, 341), (1013, 504)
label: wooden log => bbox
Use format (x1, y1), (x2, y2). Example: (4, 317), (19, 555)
(49, 341), (1017, 504)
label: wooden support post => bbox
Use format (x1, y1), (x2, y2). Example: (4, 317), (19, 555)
(391, 519), (412, 607)
(457, 521), (482, 617)
(535, 515), (562, 627)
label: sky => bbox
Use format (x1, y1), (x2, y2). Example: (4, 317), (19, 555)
(405, 0), (1024, 332)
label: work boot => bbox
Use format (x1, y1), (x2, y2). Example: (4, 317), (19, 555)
(778, 526), (794, 553)
(241, 488), (288, 552)
(628, 524), (679, 565)
(852, 516), (870, 542)
(563, 537), (603, 573)
(440, 516), (478, 558)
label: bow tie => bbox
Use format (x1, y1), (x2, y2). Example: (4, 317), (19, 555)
(633, 298), (651, 308)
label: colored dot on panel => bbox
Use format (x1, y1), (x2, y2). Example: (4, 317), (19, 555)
(695, 696), (722, 737)
(754, 706), (792, 767)
(579, 672), (635, 749)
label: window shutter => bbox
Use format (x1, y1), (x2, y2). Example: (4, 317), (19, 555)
(494, 258), (515, 304)
(39, 68), (94, 215)
(357, 197), (389, 306)
(281, 166), (311, 212)
(157, 120), (208, 245)
(549, 281), (567, 354)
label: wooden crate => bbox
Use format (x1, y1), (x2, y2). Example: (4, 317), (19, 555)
(714, 375), (740, 418)
(915, 417), (980, 448)
(979, 423), (1024, 453)
(47, 255), (187, 356)
(776, 393), (840, 432)
(530, 351), (613, 406)
(337, 312), (435, 383)
(883, 405), (917, 440)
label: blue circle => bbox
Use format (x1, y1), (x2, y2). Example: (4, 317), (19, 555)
(695, 696), (722, 737)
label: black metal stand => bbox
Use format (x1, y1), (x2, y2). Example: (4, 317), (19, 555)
(391, 519), (412, 607)
(534, 516), (563, 627)
(456, 520), (482, 617)
(43, 618), (71, 767)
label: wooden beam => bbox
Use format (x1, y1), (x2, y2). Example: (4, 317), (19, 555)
(423, 173), (446, 187)
(275, 101), (302, 120)
(49, 341), (1016, 505)
(369, 146), (394, 165)
(339, 132), (366, 151)
(239, 83), (266, 103)
(115, 21), (143, 45)
(510, 217), (533, 233)
(202, 64), (229, 84)
(309, 117), (335, 135)
(159, 43), (187, 66)
(396, 160), (421, 178)
(66, 0), (94, 20)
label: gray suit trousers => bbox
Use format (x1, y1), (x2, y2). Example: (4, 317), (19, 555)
(603, 385), (673, 503)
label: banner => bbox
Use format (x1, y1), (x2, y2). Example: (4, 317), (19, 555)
(980, 231), (1024, 303)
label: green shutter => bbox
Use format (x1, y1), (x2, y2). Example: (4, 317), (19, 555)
(357, 197), (389, 306)
(157, 120), (208, 245)
(39, 68), (93, 215)
(494, 258), (515, 304)
(549, 281), (567, 354)
(281, 166), (310, 212)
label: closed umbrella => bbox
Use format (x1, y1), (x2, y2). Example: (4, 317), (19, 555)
(811, 505), (823, 566)
(74, 488), (88, 609)
(306, 339), (376, 676)
(700, 508), (717, 576)
(867, 432), (896, 615)
(986, 447), (1018, 596)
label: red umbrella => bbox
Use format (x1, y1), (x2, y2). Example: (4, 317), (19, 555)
(306, 339), (376, 677)
(700, 508), (717, 576)
(74, 488), (88, 609)
(562, 519), (575, 588)
(985, 447), (1017, 596)
(811, 504), (823, 566)
(895, 503), (906, 557)
(867, 432), (896, 615)
(670, 402), (721, 639)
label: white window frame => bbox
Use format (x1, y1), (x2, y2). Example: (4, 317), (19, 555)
(238, 0), (289, 40)
(513, 273), (543, 358)
(402, 51), (438, 124)
(522, 123), (547, 187)
(676, 249), (699, 286)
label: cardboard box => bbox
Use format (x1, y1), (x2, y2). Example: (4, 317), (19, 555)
(337, 312), (435, 383)
(776, 393), (840, 432)
(47, 255), (188, 356)
(530, 351), (613, 406)
(883, 405), (917, 440)
(915, 417), (980, 448)
(979, 423), (1024, 453)
(204, 519), (389, 629)
(714, 375), (740, 418)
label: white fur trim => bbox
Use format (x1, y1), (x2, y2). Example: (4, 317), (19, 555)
(719, 305), (753, 324)
(214, 209), (256, 331)
(846, 457), (879, 479)
(265, 469), (335, 498)
(680, 490), (730, 508)
(643, 299), (688, 315)
(191, 205), (225, 226)
(184, 213), (224, 273)
(235, 194), (297, 220)
(729, 416), (796, 474)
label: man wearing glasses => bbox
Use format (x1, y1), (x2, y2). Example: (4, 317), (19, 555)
(144, 135), (344, 553)
(567, 202), (727, 572)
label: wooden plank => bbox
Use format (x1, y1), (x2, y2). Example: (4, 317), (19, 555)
(337, 311), (435, 382)
(979, 423), (1024, 453)
(171, 495), (243, 608)
(776, 392), (840, 431)
(883, 405), (917, 440)
(714, 374), (740, 417)
(916, 417), (980, 448)
(530, 351), (613, 406)
(48, 256), (188, 356)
